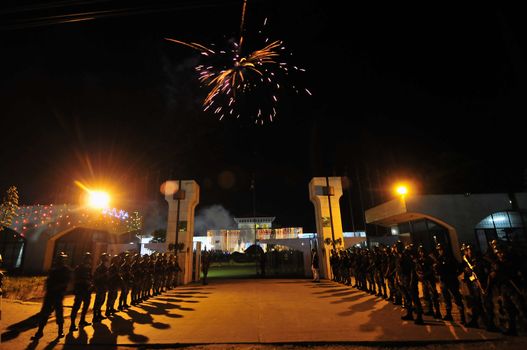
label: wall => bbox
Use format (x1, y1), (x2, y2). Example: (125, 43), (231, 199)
(405, 193), (513, 246)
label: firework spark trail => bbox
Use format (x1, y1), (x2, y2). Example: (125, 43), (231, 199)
(164, 1), (310, 123)
(164, 38), (215, 56)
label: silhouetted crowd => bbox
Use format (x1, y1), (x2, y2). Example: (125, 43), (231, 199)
(328, 240), (527, 335)
(31, 251), (182, 341)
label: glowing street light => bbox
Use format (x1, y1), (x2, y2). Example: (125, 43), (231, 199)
(395, 185), (408, 196)
(88, 191), (110, 209)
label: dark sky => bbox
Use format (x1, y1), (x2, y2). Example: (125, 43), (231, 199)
(0, 1), (526, 233)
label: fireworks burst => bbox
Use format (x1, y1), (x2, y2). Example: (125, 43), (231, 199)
(165, 1), (309, 124)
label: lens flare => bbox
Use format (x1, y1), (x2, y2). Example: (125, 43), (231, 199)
(75, 181), (111, 209)
(395, 185), (408, 196)
(88, 191), (110, 209)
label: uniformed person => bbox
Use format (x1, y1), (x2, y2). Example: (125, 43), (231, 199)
(397, 243), (424, 324)
(391, 242), (403, 305)
(173, 254), (182, 287)
(200, 250), (211, 285)
(369, 249), (378, 294)
(384, 245), (398, 303)
(141, 254), (151, 300)
(330, 249), (339, 282)
(106, 255), (122, 316)
(118, 253), (131, 310)
(357, 249), (367, 291)
(434, 243), (466, 325)
(130, 254), (142, 305)
(92, 253), (109, 323)
(0, 254), (5, 295)
(416, 245), (441, 319)
(481, 242), (500, 332)
(31, 252), (71, 340)
(154, 253), (164, 295)
(340, 250), (351, 286)
(165, 254), (175, 290)
(70, 252), (93, 332)
(460, 244), (486, 328)
(373, 246), (387, 298)
(487, 245), (527, 335)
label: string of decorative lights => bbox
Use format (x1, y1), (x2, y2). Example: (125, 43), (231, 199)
(9, 204), (142, 237)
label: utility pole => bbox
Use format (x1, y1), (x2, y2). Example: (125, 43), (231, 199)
(251, 174), (258, 276)
(252, 176), (257, 245)
(355, 166), (369, 247)
(325, 176), (336, 250)
(344, 167), (356, 233)
(174, 179), (182, 255)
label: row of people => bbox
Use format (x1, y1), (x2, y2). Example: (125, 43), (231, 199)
(32, 251), (182, 340)
(329, 240), (526, 335)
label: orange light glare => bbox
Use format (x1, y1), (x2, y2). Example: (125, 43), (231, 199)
(395, 185), (408, 196)
(88, 191), (110, 209)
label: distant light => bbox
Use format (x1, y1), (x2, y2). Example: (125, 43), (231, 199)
(492, 214), (507, 223)
(102, 208), (129, 220)
(88, 191), (110, 209)
(160, 181), (178, 196)
(343, 231), (366, 238)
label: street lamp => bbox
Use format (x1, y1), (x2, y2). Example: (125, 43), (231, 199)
(87, 191), (110, 209)
(395, 185), (408, 196)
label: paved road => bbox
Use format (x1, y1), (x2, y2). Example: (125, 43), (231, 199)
(0, 279), (504, 349)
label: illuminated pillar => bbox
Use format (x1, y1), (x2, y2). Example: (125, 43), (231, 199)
(309, 177), (344, 279)
(164, 180), (200, 285)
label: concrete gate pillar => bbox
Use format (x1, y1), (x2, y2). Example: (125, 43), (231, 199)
(164, 180), (200, 285)
(309, 177), (344, 279)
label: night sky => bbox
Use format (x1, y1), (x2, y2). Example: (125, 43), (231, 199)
(0, 2), (525, 233)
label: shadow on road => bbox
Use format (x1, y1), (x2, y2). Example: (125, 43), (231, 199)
(312, 287), (350, 295)
(330, 292), (364, 304)
(148, 300), (195, 312)
(63, 327), (89, 348)
(1, 312), (41, 342)
(156, 297), (199, 303)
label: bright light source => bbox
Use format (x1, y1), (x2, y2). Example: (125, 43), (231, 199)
(88, 191), (110, 209)
(395, 185), (408, 196)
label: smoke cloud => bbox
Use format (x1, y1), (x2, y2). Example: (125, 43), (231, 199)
(194, 204), (236, 236)
(138, 200), (167, 238)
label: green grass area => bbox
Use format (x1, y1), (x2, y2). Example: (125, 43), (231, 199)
(205, 262), (259, 279)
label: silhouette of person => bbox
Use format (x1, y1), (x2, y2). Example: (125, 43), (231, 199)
(32, 252), (71, 340)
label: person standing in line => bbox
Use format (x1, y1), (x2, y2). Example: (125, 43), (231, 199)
(92, 253), (109, 323)
(487, 245), (526, 335)
(329, 249), (338, 281)
(31, 252), (71, 340)
(460, 244), (487, 328)
(434, 243), (466, 325)
(201, 250), (212, 285)
(0, 254), (5, 293)
(70, 252), (93, 332)
(106, 255), (122, 316)
(118, 253), (131, 311)
(130, 254), (142, 305)
(311, 248), (320, 282)
(173, 255), (182, 288)
(416, 245), (442, 319)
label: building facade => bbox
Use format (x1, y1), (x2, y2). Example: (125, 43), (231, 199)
(365, 192), (527, 258)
